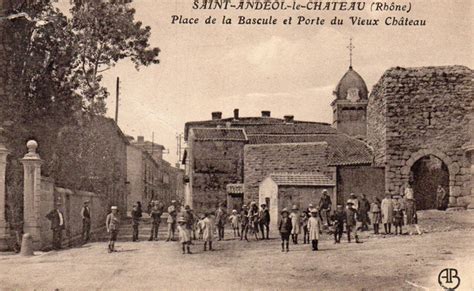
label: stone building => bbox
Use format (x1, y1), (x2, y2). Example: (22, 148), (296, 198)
(183, 110), (376, 212)
(367, 66), (473, 209)
(126, 136), (184, 213)
(259, 172), (336, 230)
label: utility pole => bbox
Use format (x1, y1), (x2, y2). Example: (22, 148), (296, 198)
(176, 133), (183, 167)
(115, 77), (120, 123)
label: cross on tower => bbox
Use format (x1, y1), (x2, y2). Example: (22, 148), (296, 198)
(347, 37), (355, 69)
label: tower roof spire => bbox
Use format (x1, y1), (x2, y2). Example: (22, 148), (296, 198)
(347, 37), (355, 69)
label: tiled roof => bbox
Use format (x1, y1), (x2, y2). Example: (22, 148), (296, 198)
(226, 183), (244, 194)
(191, 128), (247, 141)
(184, 117), (333, 140)
(247, 134), (373, 166)
(268, 172), (335, 186)
(242, 123), (336, 135)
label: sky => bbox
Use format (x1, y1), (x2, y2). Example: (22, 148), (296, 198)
(60, 0), (473, 164)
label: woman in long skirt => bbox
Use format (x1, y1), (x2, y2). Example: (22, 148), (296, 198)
(381, 194), (393, 234)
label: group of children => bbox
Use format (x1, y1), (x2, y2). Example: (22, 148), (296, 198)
(117, 189), (421, 255)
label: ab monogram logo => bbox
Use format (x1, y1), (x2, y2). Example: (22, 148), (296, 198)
(438, 268), (461, 290)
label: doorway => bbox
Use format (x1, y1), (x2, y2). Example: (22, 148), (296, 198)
(410, 155), (449, 210)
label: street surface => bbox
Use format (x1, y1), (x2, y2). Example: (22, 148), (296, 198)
(0, 210), (473, 290)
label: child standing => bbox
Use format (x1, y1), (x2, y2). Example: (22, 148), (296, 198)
(106, 206), (120, 253)
(370, 197), (382, 234)
(228, 209), (241, 238)
(202, 212), (215, 251)
(392, 196), (404, 235)
(177, 216), (192, 254)
(346, 202), (360, 243)
(301, 211), (309, 244)
(307, 209), (322, 251)
(278, 208), (292, 252)
(289, 205), (301, 244)
(332, 204), (346, 243)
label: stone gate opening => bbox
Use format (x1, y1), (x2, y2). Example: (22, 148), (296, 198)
(410, 155), (449, 210)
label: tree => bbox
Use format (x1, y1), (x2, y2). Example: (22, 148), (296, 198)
(70, 0), (160, 114)
(0, 0), (160, 226)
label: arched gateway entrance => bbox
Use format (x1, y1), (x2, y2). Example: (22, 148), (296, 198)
(409, 155), (449, 210)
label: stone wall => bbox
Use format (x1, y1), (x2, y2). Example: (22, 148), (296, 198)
(244, 142), (335, 203)
(191, 140), (245, 212)
(336, 166), (385, 205)
(367, 66), (473, 208)
(367, 83), (387, 165)
(38, 178), (107, 250)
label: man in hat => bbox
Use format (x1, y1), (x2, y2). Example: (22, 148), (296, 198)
(278, 208), (292, 252)
(215, 202), (227, 241)
(183, 205), (195, 241)
(46, 201), (66, 250)
(106, 206), (120, 252)
(318, 190), (332, 226)
(258, 204), (270, 239)
(149, 201), (163, 241)
(80, 200), (91, 244)
(240, 205), (249, 241)
(289, 205), (301, 244)
(166, 200), (177, 241)
(248, 201), (260, 241)
(131, 203), (141, 242)
(358, 194), (371, 231)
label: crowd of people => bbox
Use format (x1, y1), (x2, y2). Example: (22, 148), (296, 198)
(33, 182), (444, 254)
(101, 185), (425, 254)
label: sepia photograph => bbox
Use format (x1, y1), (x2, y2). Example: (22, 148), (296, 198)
(0, 0), (472, 290)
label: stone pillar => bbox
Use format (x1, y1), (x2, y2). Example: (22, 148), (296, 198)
(463, 144), (474, 209)
(0, 127), (10, 250)
(20, 140), (43, 248)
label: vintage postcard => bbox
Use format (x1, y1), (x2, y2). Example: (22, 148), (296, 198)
(0, 0), (472, 290)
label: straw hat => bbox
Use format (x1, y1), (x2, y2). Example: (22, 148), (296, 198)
(111, 206), (118, 210)
(280, 208), (289, 214)
(291, 205), (298, 210)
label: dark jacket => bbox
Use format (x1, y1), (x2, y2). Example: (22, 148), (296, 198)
(46, 209), (65, 230)
(259, 209), (270, 224)
(131, 209), (141, 225)
(359, 198), (371, 214)
(150, 209), (162, 224)
(346, 208), (357, 227)
(278, 217), (293, 234)
(319, 195), (332, 210)
(332, 210), (347, 227)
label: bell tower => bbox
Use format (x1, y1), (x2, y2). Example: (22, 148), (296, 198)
(331, 38), (369, 138)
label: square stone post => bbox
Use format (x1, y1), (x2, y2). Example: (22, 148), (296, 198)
(0, 128), (10, 250)
(20, 140), (43, 248)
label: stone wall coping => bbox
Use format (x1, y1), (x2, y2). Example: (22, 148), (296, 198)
(244, 141), (328, 149)
(54, 187), (96, 197)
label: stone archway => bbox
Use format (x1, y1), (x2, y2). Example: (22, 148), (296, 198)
(401, 149), (459, 208)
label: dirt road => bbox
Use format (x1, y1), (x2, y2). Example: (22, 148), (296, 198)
(0, 210), (472, 290)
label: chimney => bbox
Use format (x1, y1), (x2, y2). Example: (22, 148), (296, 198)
(233, 108), (239, 120)
(284, 115), (294, 123)
(212, 111), (222, 120)
(261, 111), (271, 118)
(137, 136), (145, 144)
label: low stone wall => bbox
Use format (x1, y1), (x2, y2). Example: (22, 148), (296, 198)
(38, 178), (107, 250)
